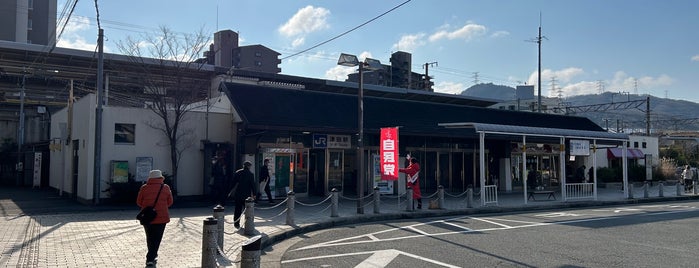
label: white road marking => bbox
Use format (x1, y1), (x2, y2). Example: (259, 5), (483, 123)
(282, 249), (461, 268)
(470, 217), (514, 228)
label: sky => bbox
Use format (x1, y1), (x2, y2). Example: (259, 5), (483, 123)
(56, 0), (699, 102)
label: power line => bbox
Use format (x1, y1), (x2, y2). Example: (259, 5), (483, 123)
(280, 0), (411, 61)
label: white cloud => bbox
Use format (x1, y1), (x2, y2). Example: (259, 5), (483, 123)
(527, 67), (585, 87)
(56, 16), (97, 51)
(291, 37), (305, 48)
(428, 23), (486, 42)
(391, 33), (426, 52)
(692, 55), (699, 62)
(278, 6), (330, 37)
(325, 65), (354, 81)
(526, 69), (674, 98)
(490, 31), (510, 38)
(610, 71), (673, 90)
(433, 81), (465, 95)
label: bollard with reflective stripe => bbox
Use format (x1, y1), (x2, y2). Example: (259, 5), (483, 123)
(466, 187), (473, 208)
(240, 235), (262, 268)
(286, 191), (295, 226)
(331, 188), (339, 217)
(213, 205), (225, 252)
(643, 182), (649, 198)
(406, 187), (414, 212)
(373, 187), (380, 214)
(659, 182), (664, 197)
(438, 185), (445, 209)
(244, 197), (256, 235)
(201, 217), (218, 268)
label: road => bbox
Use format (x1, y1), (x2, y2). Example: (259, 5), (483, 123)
(267, 200), (699, 267)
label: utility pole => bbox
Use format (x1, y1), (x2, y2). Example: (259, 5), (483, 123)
(16, 74), (26, 186)
(93, 28), (104, 205)
(646, 96), (650, 135)
(472, 72), (480, 85)
(423, 62), (437, 91)
(536, 16), (543, 112)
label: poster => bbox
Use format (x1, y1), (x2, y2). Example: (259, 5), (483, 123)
(32, 152), (42, 187)
(110, 161), (129, 183)
(135, 157), (153, 182)
(380, 127), (399, 181)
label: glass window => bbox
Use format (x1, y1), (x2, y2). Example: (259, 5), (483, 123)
(633, 142), (639, 148)
(114, 123), (135, 144)
(642, 142), (647, 148)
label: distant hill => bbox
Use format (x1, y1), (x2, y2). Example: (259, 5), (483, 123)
(460, 83), (699, 132)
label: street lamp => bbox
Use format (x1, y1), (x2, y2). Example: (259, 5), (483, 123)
(337, 53), (382, 214)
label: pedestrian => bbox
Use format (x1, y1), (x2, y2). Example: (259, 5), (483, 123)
(399, 157), (422, 209)
(682, 165), (693, 191)
(136, 170), (174, 267)
(210, 150), (232, 206)
(256, 158), (275, 204)
(230, 161), (258, 228)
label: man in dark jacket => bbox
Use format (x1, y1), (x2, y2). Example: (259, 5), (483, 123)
(256, 158), (275, 204)
(231, 161), (258, 228)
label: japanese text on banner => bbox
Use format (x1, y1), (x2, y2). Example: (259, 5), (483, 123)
(380, 127), (399, 181)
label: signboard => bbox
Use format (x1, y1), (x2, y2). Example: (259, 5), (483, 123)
(373, 154), (394, 194)
(569, 140), (590, 156)
(379, 127), (399, 181)
(313, 134), (351, 149)
(110, 161), (129, 183)
(32, 152), (42, 187)
(135, 157), (153, 182)
(312, 134), (327, 148)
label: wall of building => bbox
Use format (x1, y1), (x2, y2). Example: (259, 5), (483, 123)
(50, 94), (235, 201)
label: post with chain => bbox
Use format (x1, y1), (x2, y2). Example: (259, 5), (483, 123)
(240, 235), (262, 268)
(438, 185), (445, 209)
(658, 182), (664, 197)
(244, 197), (256, 235)
(201, 217), (218, 268)
(331, 188), (339, 217)
(213, 205), (225, 252)
(286, 191), (295, 226)
(373, 186), (381, 214)
(406, 187), (414, 212)
(466, 187), (474, 208)
(643, 182), (649, 198)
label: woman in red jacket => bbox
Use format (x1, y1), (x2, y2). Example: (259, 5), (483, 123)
(136, 170), (174, 267)
(399, 157), (422, 209)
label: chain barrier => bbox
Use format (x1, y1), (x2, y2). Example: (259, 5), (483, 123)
(444, 189), (469, 198)
(379, 192), (406, 200)
(222, 207), (246, 224)
(255, 198), (288, 210)
(307, 203), (333, 216)
(339, 191), (375, 201)
(422, 190), (439, 199)
(294, 194), (332, 206)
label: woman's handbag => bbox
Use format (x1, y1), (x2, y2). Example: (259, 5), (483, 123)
(137, 184), (164, 225)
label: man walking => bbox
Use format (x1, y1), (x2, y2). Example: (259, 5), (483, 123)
(230, 161), (258, 229)
(256, 158), (275, 204)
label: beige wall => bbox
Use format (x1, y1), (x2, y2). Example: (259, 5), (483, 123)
(50, 94), (234, 201)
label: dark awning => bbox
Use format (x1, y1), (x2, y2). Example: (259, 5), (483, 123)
(607, 148), (645, 159)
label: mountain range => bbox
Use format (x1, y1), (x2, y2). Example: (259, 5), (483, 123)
(461, 83), (699, 133)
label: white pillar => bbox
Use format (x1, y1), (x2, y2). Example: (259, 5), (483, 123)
(479, 132), (486, 206)
(522, 136), (528, 204)
(622, 143), (629, 198)
(560, 137), (566, 201)
(593, 140), (598, 200)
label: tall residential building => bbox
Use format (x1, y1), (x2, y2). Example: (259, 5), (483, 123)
(0, 0), (56, 45)
(346, 51), (433, 91)
(203, 30), (281, 73)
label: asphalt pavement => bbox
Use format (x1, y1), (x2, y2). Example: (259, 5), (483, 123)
(0, 183), (697, 267)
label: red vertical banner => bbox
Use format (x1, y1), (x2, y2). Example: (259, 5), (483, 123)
(380, 127), (399, 181)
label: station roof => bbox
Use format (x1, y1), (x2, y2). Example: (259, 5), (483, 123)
(220, 81), (613, 142)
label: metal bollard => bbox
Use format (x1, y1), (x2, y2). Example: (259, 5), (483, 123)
(213, 205), (225, 252)
(628, 183), (634, 199)
(286, 191), (295, 226)
(244, 197), (256, 236)
(373, 187), (380, 214)
(201, 217), (218, 268)
(438, 185), (445, 209)
(240, 235), (262, 268)
(694, 180), (698, 195)
(406, 187), (414, 212)
(466, 187), (473, 208)
(643, 182), (649, 198)
(676, 182), (682, 196)
(659, 182), (664, 197)
(331, 188), (339, 217)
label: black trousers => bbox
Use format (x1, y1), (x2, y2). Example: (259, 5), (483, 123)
(144, 223), (166, 263)
(256, 180), (273, 202)
(233, 199), (245, 226)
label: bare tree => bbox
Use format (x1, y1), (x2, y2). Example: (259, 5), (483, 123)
(117, 26), (212, 196)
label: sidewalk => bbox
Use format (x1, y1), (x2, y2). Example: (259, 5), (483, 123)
(0, 184), (697, 267)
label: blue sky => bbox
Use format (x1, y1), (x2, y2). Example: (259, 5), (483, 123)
(57, 0), (699, 101)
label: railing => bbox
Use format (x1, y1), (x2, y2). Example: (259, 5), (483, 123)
(565, 183), (594, 200)
(483, 185), (498, 205)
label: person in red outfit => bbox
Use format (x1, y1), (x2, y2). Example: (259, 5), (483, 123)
(136, 170), (174, 267)
(399, 157), (422, 209)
